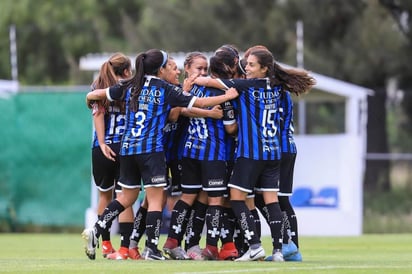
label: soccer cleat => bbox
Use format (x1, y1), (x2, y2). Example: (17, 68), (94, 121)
(163, 246), (191, 260)
(142, 246), (166, 260)
(128, 247), (141, 260)
(102, 241), (115, 258)
(81, 227), (98, 260)
(163, 237), (178, 250)
(201, 245), (219, 260)
(285, 251), (302, 262)
(271, 249), (285, 262)
(219, 242), (239, 260)
(234, 246), (265, 262)
(186, 245), (204, 260)
(282, 241), (298, 258)
(106, 247), (129, 260)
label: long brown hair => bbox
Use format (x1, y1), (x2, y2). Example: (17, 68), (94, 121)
(249, 49), (316, 95)
(91, 52), (131, 111)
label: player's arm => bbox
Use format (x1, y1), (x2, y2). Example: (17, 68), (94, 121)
(181, 105), (223, 119)
(86, 88), (107, 109)
(222, 100), (238, 136)
(86, 85), (124, 109)
(194, 77), (227, 90)
(168, 107), (182, 123)
(92, 103), (116, 161)
(191, 87), (238, 108)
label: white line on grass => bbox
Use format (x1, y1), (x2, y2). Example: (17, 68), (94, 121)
(175, 264), (411, 274)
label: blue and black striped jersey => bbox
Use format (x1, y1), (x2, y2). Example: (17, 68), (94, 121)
(218, 78), (281, 160)
(107, 76), (196, 155)
(279, 90), (297, 154)
(91, 104), (126, 148)
(182, 85), (227, 161)
(163, 115), (189, 162)
(225, 134), (237, 162)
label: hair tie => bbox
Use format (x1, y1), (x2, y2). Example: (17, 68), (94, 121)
(160, 50), (168, 67)
(238, 60), (246, 75)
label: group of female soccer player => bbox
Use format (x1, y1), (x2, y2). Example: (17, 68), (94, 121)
(82, 44), (316, 262)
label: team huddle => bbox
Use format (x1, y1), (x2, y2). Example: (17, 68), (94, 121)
(82, 44), (316, 262)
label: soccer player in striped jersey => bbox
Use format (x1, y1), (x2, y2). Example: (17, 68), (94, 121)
(82, 49), (238, 261)
(194, 47), (315, 262)
(257, 89), (303, 262)
(130, 56), (223, 260)
(89, 53), (139, 260)
(128, 56), (184, 259)
(210, 44), (243, 261)
(163, 52), (213, 260)
(277, 89), (302, 261)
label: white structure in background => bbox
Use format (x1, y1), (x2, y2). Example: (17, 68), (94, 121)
(292, 72), (373, 236)
(0, 80), (19, 99)
(80, 53), (373, 236)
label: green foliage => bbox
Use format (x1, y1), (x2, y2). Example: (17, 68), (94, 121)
(1, 1), (412, 193)
(364, 188), (412, 233)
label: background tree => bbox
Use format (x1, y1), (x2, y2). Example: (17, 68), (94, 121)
(1, 0), (411, 192)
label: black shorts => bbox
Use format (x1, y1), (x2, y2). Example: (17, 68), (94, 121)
(229, 157), (280, 193)
(118, 152), (167, 189)
(92, 143), (121, 191)
(181, 157), (227, 197)
(278, 153), (296, 196)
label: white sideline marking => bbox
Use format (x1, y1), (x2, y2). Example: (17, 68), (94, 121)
(176, 265), (410, 274)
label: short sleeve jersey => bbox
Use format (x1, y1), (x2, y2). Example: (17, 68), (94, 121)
(182, 85), (227, 161)
(218, 78), (281, 160)
(91, 103), (126, 148)
(107, 76), (196, 155)
(163, 115), (190, 162)
(279, 90), (297, 154)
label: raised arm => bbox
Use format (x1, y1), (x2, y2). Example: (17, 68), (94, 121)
(86, 88), (108, 109)
(192, 87), (238, 108)
(194, 77), (226, 90)
(181, 105), (223, 119)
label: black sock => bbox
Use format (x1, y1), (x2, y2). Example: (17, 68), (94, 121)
(266, 202), (283, 251)
(230, 200), (260, 246)
(185, 200), (207, 250)
(220, 207), (236, 245)
(250, 208), (261, 239)
(145, 211), (162, 251)
(98, 215), (111, 241)
(131, 206), (147, 244)
(279, 196), (299, 248)
(95, 200), (125, 238)
(168, 200), (191, 245)
(119, 222), (133, 248)
(281, 211), (289, 244)
(205, 205), (222, 247)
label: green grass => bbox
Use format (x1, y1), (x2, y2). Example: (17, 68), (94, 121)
(0, 234), (411, 273)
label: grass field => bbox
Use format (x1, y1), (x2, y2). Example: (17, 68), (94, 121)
(0, 233), (411, 273)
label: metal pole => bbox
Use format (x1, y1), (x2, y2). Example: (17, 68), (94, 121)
(296, 20), (306, 134)
(9, 25), (18, 81)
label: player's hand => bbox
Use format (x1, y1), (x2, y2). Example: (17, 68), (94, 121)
(225, 87), (239, 100)
(100, 144), (116, 161)
(209, 105), (223, 119)
(183, 72), (200, 91)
